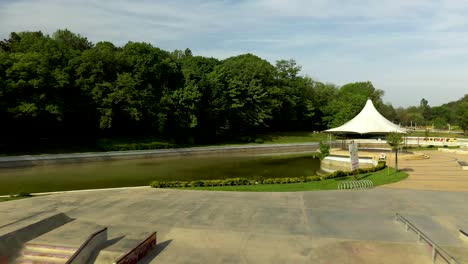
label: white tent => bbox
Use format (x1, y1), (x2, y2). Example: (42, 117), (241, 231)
(325, 99), (406, 134)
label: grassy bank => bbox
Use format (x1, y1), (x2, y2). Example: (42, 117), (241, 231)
(187, 167), (407, 192)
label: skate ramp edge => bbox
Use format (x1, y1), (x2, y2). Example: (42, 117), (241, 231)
(460, 230), (468, 242)
(67, 227), (107, 264)
(114, 232), (157, 264)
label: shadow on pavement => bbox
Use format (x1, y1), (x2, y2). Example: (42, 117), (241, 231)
(140, 239), (173, 264)
(86, 235), (126, 263)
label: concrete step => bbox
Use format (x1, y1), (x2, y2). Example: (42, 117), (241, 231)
(23, 243), (77, 255)
(17, 242), (75, 264)
(17, 250), (70, 263)
(0, 212), (73, 260)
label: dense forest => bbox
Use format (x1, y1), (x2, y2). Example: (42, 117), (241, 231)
(0, 30), (467, 151)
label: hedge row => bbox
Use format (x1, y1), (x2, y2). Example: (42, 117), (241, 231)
(150, 161), (386, 188)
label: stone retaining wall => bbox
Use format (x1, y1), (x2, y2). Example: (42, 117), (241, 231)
(320, 155), (376, 173)
(0, 143), (320, 168)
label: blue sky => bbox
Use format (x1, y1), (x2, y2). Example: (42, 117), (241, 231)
(1, 0), (467, 107)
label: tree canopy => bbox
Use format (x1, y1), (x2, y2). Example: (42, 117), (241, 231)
(0, 29), (467, 150)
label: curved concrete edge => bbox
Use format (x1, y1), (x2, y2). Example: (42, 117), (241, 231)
(438, 148), (468, 155)
(0, 186), (150, 199)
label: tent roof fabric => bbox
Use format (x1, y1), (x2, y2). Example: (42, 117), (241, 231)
(325, 99), (406, 134)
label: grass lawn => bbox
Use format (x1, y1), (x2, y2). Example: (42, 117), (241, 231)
(256, 131), (333, 144)
(185, 167), (407, 192)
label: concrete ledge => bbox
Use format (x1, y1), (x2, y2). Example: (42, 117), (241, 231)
(114, 232), (157, 264)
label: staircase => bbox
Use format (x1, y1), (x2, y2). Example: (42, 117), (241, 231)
(16, 242), (78, 264)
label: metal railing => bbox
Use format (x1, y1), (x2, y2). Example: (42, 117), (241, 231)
(395, 213), (459, 264)
(338, 180), (373, 190)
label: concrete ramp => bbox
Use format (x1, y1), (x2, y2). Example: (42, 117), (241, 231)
(401, 214), (463, 246)
(0, 212), (72, 261)
(15, 220), (106, 264)
(91, 226), (155, 264)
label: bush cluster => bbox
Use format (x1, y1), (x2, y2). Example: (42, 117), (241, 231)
(98, 142), (173, 151)
(150, 161), (386, 188)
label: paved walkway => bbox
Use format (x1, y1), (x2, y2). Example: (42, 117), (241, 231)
(382, 150), (468, 192)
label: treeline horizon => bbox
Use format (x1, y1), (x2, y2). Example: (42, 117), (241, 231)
(0, 29), (467, 149)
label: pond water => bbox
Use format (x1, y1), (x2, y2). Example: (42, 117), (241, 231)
(0, 153), (320, 195)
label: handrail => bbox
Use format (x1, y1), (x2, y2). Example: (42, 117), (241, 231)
(114, 232), (157, 264)
(395, 213), (459, 264)
(65, 227), (107, 264)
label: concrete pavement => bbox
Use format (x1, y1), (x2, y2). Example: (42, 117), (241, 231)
(1, 187), (467, 263)
(383, 150), (468, 191)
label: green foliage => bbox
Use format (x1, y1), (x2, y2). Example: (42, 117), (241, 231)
(318, 141), (330, 160)
(0, 29), (466, 153)
(150, 162), (386, 189)
(386, 132), (404, 150)
(456, 101), (468, 135)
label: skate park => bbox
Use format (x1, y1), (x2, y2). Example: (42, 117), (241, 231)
(1, 100), (467, 264)
(0, 147), (467, 264)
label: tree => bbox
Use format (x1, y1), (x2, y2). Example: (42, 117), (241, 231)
(207, 54), (281, 138)
(322, 81), (385, 128)
(456, 102), (468, 135)
(386, 132), (404, 173)
(419, 98), (431, 123)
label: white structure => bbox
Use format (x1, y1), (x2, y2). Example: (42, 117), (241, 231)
(325, 99), (406, 134)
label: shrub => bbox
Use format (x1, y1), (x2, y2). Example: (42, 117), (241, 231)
(255, 138), (265, 144)
(190, 180), (204, 187)
(17, 191), (32, 197)
(150, 181), (165, 188)
(319, 141), (330, 160)
(149, 161), (389, 189)
(307, 175), (321, 181)
(264, 178), (274, 184)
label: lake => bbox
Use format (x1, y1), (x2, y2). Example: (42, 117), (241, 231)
(0, 153), (320, 195)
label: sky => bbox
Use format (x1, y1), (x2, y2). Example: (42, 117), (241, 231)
(1, 0), (467, 107)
